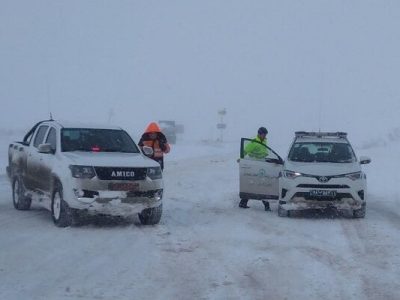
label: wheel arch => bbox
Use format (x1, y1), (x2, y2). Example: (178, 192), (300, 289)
(50, 174), (64, 198)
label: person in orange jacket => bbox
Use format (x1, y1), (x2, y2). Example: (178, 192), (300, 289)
(138, 122), (170, 170)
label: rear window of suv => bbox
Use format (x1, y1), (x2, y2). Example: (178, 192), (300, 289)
(61, 128), (140, 153)
(288, 142), (356, 163)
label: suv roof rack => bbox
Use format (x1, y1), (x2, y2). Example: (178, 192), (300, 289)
(295, 131), (348, 138)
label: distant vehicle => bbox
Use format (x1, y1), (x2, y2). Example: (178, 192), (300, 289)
(159, 120), (178, 144)
(7, 120), (164, 227)
(238, 131), (371, 218)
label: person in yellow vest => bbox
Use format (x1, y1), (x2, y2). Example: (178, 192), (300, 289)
(239, 127), (271, 211)
(138, 122), (170, 170)
(243, 127), (269, 159)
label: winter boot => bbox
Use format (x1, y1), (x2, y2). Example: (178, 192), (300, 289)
(239, 199), (249, 209)
(263, 201), (271, 211)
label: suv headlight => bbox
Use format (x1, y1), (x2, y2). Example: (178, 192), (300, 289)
(147, 167), (162, 180)
(69, 165), (96, 179)
(283, 170), (302, 179)
(344, 172), (362, 181)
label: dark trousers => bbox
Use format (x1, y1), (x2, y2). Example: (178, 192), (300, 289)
(153, 157), (164, 170)
(239, 199), (270, 210)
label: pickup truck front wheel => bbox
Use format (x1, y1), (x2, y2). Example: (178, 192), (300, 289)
(52, 184), (74, 227)
(138, 204), (162, 225)
(12, 176), (31, 210)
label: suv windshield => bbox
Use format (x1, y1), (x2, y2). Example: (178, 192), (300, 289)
(288, 142), (356, 163)
(61, 129), (140, 153)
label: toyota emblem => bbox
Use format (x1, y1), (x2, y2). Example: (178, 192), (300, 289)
(318, 176), (329, 183)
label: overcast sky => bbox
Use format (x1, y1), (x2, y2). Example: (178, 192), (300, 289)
(1, 0), (399, 146)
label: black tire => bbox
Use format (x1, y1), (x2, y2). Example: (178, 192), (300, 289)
(51, 183), (74, 227)
(12, 176), (31, 210)
(278, 205), (290, 217)
(138, 204), (163, 225)
(353, 203), (366, 218)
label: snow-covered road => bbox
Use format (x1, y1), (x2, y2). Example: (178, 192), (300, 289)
(1, 140), (400, 300)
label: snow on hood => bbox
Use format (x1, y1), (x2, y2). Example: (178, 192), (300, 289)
(283, 160), (361, 176)
(61, 152), (160, 168)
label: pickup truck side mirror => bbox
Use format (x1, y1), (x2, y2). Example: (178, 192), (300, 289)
(142, 146), (154, 157)
(38, 143), (54, 154)
(359, 156), (371, 164)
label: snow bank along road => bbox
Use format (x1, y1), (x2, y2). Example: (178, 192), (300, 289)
(0, 140), (400, 300)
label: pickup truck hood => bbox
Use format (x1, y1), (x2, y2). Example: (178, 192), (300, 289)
(283, 160), (361, 176)
(62, 152), (160, 168)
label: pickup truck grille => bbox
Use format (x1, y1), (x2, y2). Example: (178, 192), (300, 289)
(94, 167), (147, 180)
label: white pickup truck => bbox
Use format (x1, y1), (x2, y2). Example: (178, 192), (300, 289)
(7, 120), (164, 227)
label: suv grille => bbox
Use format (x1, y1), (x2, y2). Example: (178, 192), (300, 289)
(297, 184), (350, 189)
(94, 167), (147, 180)
(293, 192), (353, 201)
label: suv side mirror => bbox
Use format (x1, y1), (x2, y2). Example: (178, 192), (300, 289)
(359, 156), (371, 164)
(38, 143), (54, 154)
(142, 146), (154, 156)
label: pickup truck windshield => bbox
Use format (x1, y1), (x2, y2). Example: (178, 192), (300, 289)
(288, 142), (356, 163)
(61, 129), (140, 153)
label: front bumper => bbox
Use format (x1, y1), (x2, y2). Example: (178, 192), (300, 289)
(64, 177), (163, 216)
(279, 176), (366, 211)
(74, 189), (163, 216)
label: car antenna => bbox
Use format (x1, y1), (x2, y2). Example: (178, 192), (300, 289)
(318, 98), (322, 133)
(45, 72), (54, 122)
(318, 70), (325, 133)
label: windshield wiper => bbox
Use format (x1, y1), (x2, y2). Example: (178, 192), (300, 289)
(64, 148), (92, 152)
(335, 159), (353, 163)
(103, 149), (139, 153)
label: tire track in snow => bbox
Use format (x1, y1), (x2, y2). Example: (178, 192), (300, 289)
(163, 153), (354, 300)
(340, 194), (400, 300)
(2, 148), (400, 299)
(368, 195), (400, 230)
(154, 152), (247, 299)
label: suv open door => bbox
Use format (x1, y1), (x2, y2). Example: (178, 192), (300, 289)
(239, 138), (283, 201)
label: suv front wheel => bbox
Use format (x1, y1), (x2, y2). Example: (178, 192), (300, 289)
(353, 203), (366, 218)
(278, 205), (290, 217)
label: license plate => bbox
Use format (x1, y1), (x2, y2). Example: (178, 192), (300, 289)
(108, 182), (139, 191)
(309, 190), (336, 197)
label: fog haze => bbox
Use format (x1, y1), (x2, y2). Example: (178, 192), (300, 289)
(2, 3), (400, 298)
(1, 1), (399, 145)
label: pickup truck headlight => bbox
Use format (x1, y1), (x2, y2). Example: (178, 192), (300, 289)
(147, 167), (162, 180)
(69, 165), (96, 179)
(283, 170), (302, 179)
(344, 172), (362, 181)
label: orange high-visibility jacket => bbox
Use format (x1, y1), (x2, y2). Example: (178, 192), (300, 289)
(138, 122), (170, 158)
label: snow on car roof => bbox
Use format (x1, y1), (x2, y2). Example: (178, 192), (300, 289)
(295, 137), (348, 144)
(294, 131), (349, 144)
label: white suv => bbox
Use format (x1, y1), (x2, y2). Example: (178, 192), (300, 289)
(238, 132), (371, 218)
(278, 132), (371, 218)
